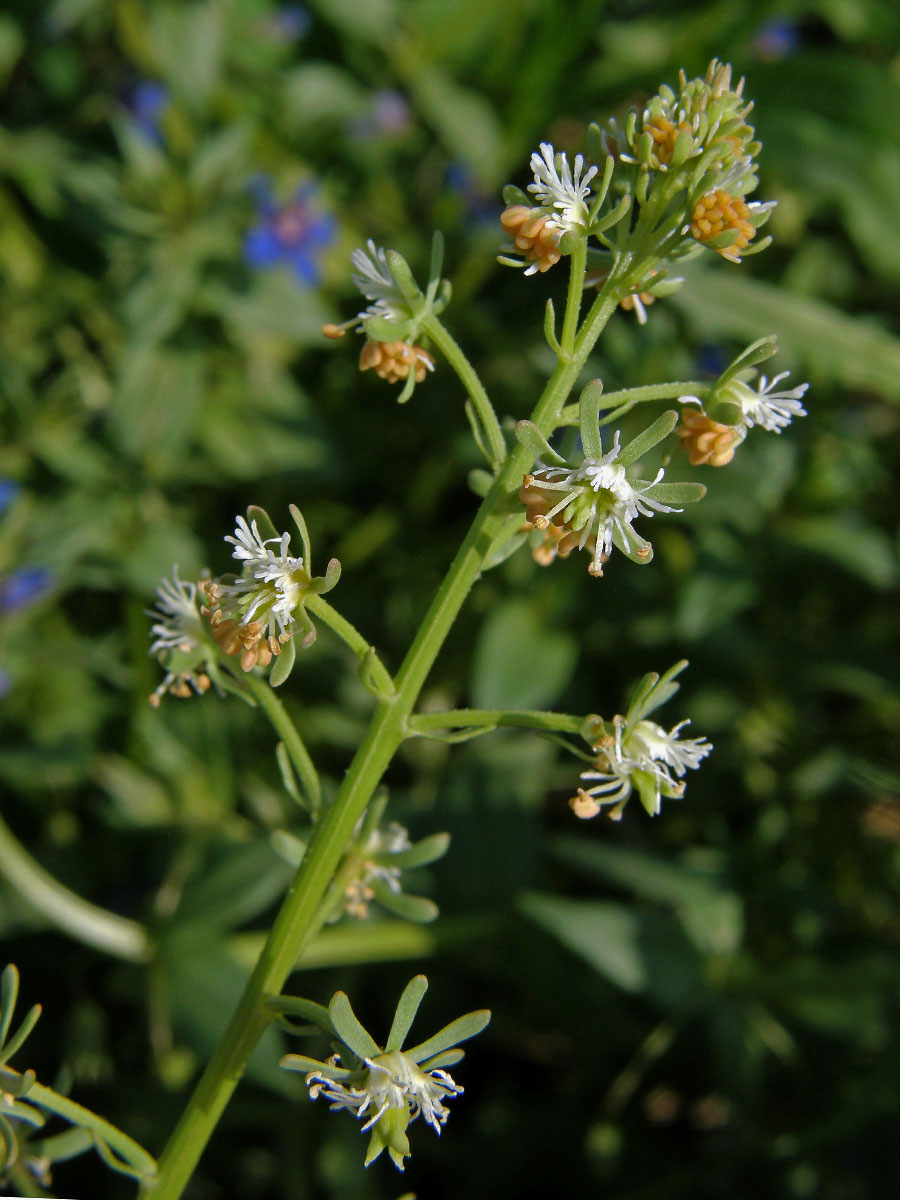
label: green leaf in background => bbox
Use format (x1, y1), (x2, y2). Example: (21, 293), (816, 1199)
(471, 598), (577, 710)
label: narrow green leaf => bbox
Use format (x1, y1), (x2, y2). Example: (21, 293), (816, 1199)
(405, 1009), (490, 1065)
(612, 524), (653, 564)
(31, 1125), (93, 1164)
(385, 250), (421, 305)
(578, 380), (605, 458)
(428, 230), (444, 290)
(329, 992), (381, 1060)
(617, 410), (678, 466)
(514, 420), (566, 467)
(275, 743), (307, 811)
(385, 976), (429, 1052)
(624, 672), (659, 726)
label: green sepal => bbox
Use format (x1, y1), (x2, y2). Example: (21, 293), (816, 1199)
(0, 1064), (36, 1098)
(385, 976), (428, 1052)
(420, 1047), (465, 1070)
(267, 994), (337, 1036)
(643, 481), (706, 505)
(705, 395), (744, 426)
(316, 557), (341, 595)
(280, 1053), (350, 1078)
(288, 503), (313, 566)
(670, 127), (695, 167)
(617, 410), (678, 467)
(365, 1106), (410, 1170)
(268, 634), (296, 687)
(30, 1125), (93, 1163)
(362, 315), (403, 342)
(0, 1001), (41, 1069)
(376, 831), (450, 869)
(385, 250), (421, 306)
(468, 468), (493, 498)
(612, 524), (653, 564)
(639, 660), (688, 720)
(329, 992), (381, 1060)
(502, 183), (529, 206)
(370, 880), (439, 924)
(578, 379), (606, 458)
(720, 335), (778, 384)
(246, 505), (278, 543)
(0, 965), (21, 1053)
(633, 769), (662, 817)
(396, 371), (418, 405)
(701, 228), (741, 252)
(515, 420), (566, 467)
(405, 1009), (491, 1065)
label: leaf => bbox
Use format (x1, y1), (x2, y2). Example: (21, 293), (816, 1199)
(514, 420), (565, 466)
(371, 881), (439, 924)
(377, 832), (451, 869)
(471, 598), (577, 710)
(267, 995), (336, 1037)
(643, 481), (706, 505)
(385, 976), (428, 1052)
(280, 1053), (349, 1077)
(778, 516), (898, 589)
(170, 840), (293, 933)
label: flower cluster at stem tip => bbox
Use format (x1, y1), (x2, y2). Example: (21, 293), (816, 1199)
(278, 976), (490, 1171)
(499, 59), (774, 316)
(147, 505), (339, 703)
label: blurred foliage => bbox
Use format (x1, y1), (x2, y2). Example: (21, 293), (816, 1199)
(1, 1), (900, 1198)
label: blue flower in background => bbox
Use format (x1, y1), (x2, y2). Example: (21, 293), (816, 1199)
(0, 481), (19, 516)
(244, 179), (336, 285)
(445, 162), (500, 227)
(751, 19), (799, 61)
(347, 89), (412, 140)
(0, 568), (53, 615)
(125, 81), (168, 144)
(265, 5), (311, 41)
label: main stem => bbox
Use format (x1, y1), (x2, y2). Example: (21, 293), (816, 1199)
(143, 246), (616, 1200)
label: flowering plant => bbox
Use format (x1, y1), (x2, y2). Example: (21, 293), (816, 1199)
(0, 54), (815, 1200)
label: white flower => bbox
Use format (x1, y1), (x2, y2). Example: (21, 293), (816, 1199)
(737, 371), (808, 433)
(343, 822), (413, 918)
(350, 238), (408, 322)
(148, 569), (205, 656)
(307, 1050), (462, 1135)
(221, 516), (307, 635)
(534, 432), (678, 574)
(574, 715), (712, 819)
(527, 142), (598, 232)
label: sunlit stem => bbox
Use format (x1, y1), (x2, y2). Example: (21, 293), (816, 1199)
(557, 381), (710, 427)
(239, 673), (322, 812)
(305, 594), (395, 696)
(143, 246), (619, 1200)
(408, 709), (586, 736)
(423, 315), (507, 468)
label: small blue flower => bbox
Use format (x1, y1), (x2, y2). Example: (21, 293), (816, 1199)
(0, 567), (53, 615)
(0, 480), (19, 516)
(445, 162), (500, 226)
(347, 89), (412, 140)
(265, 5), (311, 41)
(244, 179), (336, 285)
(751, 19), (800, 61)
(125, 81), (168, 144)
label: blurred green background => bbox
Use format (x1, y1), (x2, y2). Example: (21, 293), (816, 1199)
(2, 1), (900, 1197)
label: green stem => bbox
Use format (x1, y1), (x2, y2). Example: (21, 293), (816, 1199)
(423, 315), (507, 468)
(306, 594), (395, 696)
(0, 811), (151, 963)
(408, 709), (586, 736)
(239, 673), (321, 811)
(558, 381), (709, 426)
(2, 1067), (157, 1181)
(560, 236), (587, 356)
(142, 249), (619, 1200)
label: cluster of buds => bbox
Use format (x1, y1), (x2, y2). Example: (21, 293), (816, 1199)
(572, 662), (712, 820)
(516, 384), (705, 577)
(358, 338), (434, 384)
(280, 977), (489, 1171)
(323, 234), (449, 402)
(676, 336), (808, 467)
